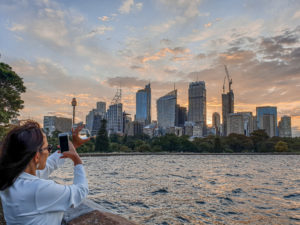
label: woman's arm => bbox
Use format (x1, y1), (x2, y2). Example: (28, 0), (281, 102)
(35, 164), (89, 212)
(36, 150), (64, 179)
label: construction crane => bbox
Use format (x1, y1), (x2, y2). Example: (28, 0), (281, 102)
(223, 65), (233, 93)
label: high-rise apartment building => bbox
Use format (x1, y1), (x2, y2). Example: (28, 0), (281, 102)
(256, 106), (278, 137)
(43, 116), (72, 136)
(222, 90), (234, 136)
(188, 81), (207, 130)
(107, 103), (123, 135)
(157, 90), (177, 129)
(212, 112), (221, 135)
(86, 102), (106, 136)
(96, 102), (106, 116)
(279, 116), (292, 137)
(136, 83), (151, 125)
(227, 112), (253, 136)
(176, 105), (187, 127)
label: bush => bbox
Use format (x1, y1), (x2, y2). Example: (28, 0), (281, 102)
(135, 144), (151, 152)
(275, 141), (288, 152)
(110, 143), (121, 152)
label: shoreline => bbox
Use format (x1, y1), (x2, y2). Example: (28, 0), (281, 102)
(78, 152), (300, 157)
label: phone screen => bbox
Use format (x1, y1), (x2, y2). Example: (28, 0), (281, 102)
(59, 135), (69, 152)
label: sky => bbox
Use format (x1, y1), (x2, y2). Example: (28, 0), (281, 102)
(0, 0), (300, 136)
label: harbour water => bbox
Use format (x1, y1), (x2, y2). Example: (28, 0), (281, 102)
(50, 155), (300, 224)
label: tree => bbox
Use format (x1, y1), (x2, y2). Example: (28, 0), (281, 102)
(226, 133), (253, 152)
(0, 62), (26, 124)
(250, 129), (269, 152)
(213, 136), (223, 153)
(95, 119), (110, 152)
(275, 141), (288, 152)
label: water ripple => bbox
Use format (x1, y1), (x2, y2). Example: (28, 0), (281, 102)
(50, 155), (300, 224)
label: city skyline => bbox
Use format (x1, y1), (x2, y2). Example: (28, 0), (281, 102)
(0, 0), (299, 136)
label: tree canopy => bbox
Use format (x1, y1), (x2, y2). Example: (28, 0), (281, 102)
(0, 62), (26, 124)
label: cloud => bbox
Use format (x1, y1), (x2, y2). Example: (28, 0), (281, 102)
(160, 38), (172, 45)
(293, 10), (300, 19)
(98, 16), (110, 21)
(204, 22), (212, 28)
(8, 23), (26, 31)
(137, 47), (191, 63)
(118, 0), (143, 14)
(85, 25), (113, 38)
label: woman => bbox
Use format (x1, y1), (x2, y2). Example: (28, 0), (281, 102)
(0, 120), (89, 225)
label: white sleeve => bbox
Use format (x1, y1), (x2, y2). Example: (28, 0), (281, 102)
(35, 164), (89, 212)
(36, 150), (65, 179)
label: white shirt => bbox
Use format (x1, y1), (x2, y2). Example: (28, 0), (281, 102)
(0, 151), (89, 225)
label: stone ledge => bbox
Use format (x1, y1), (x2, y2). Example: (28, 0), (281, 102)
(66, 210), (137, 225)
(62, 199), (137, 225)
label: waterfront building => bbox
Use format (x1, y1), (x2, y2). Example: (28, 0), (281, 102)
(184, 121), (194, 136)
(143, 122), (157, 138)
(227, 112), (253, 136)
(222, 90), (234, 136)
(212, 112), (221, 135)
(43, 116), (72, 136)
(183, 121), (204, 137)
(188, 81), (207, 128)
(166, 126), (183, 136)
(125, 121), (143, 136)
(136, 83), (151, 125)
(107, 103), (123, 135)
(157, 90), (177, 129)
(278, 116), (292, 137)
(256, 106), (278, 137)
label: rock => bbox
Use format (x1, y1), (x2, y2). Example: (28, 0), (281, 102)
(63, 199), (137, 225)
(67, 211), (137, 225)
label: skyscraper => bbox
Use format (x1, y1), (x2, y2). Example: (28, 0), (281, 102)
(157, 90), (177, 129)
(227, 112), (253, 136)
(136, 83), (151, 125)
(279, 116), (292, 137)
(212, 112), (221, 135)
(256, 106), (278, 137)
(176, 105), (187, 127)
(96, 102), (106, 115)
(222, 90), (234, 136)
(107, 103), (123, 135)
(188, 81), (207, 127)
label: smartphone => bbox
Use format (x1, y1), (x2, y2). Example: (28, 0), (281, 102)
(58, 133), (69, 152)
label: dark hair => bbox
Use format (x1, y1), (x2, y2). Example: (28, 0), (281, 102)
(0, 120), (44, 190)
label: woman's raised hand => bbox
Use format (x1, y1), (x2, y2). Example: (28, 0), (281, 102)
(72, 125), (91, 149)
(59, 141), (82, 166)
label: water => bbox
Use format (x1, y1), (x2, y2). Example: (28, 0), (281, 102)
(50, 155), (300, 224)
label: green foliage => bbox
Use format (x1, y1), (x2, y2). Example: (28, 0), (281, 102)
(47, 130), (60, 151)
(225, 133), (253, 152)
(95, 119), (110, 152)
(193, 137), (213, 152)
(135, 143), (151, 152)
(213, 136), (223, 153)
(110, 143), (121, 152)
(250, 129), (269, 152)
(151, 134), (181, 152)
(0, 62), (26, 124)
(0, 125), (10, 141)
(77, 139), (95, 153)
(275, 141), (289, 152)
(258, 141), (275, 152)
